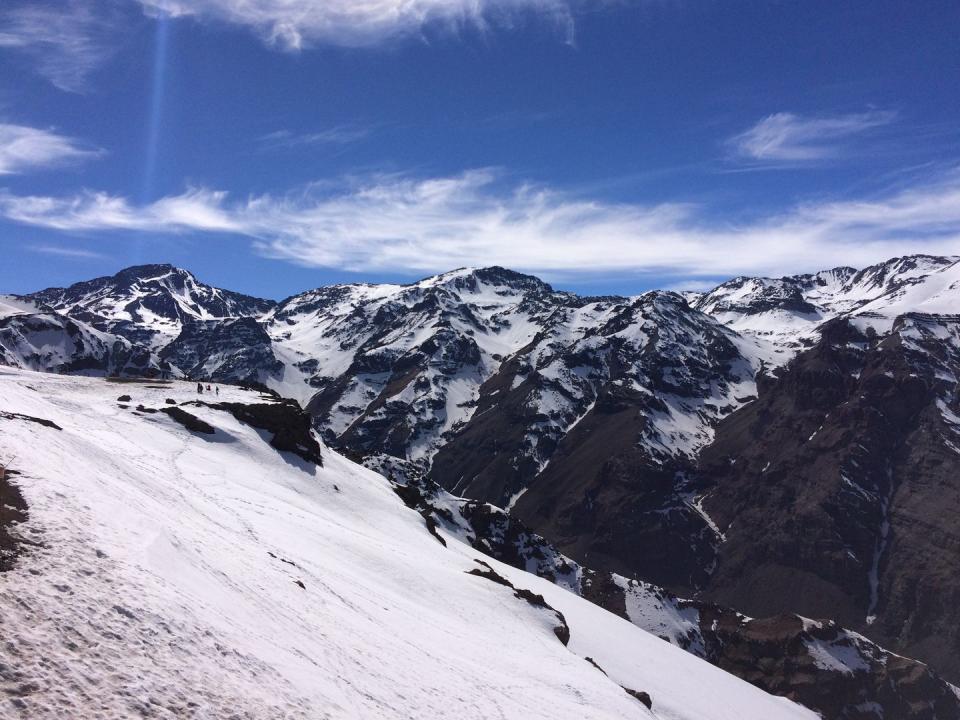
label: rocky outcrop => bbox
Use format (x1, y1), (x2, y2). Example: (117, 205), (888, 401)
(194, 400), (323, 466)
(160, 406), (216, 435)
(465, 559), (571, 646)
(699, 611), (960, 720)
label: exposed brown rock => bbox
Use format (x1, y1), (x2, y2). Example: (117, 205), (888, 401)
(697, 316), (960, 684)
(622, 687), (652, 710)
(0, 466), (27, 572)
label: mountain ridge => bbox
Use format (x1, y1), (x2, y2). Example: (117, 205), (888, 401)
(6, 253), (960, 691)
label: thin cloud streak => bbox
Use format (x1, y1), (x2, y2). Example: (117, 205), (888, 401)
(0, 1), (119, 92)
(29, 245), (106, 260)
(0, 124), (103, 175)
(729, 111), (896, 163)
(138, 0), (576, 49)
(258, 127), (371, 151)
(2, 169), (960, 279)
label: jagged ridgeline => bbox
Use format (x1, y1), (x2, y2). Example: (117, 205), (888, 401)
(4, 255), (960, 694)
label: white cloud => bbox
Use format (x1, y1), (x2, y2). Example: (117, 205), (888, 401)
(0, 124), (102, 175)
(138, 0), (576, 49)
(258, 127), (371, 151)
(29, 245), (106, 259)
(2, 169), (960, 279)
(0, 1), (119, 92)
(0, 187), (240, 232)
(729, 111), (896, 163)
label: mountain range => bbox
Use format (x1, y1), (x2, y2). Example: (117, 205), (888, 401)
(3, 255), (960, 717)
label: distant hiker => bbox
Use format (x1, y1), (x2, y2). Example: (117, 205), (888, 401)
(197, 382), (203, 394)
(206, 384), (212, 391)
(215, 386), (219, 396)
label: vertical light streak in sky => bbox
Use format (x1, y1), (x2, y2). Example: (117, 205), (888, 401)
(142, 14), (169, 202)
(137, 13), (170, 263)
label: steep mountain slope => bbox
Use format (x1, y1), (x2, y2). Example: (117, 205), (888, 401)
(427, 290), (759, 587)
(14, 265), (762, 484)
(373, 454), (960, 720)
(0, 302), (164, 377)
(694, 312), (960, 684)
(0, 367), (816, 720)
(289, 267), (568, 454)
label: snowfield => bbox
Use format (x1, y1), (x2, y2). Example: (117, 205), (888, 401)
(0, 368), (814, 720)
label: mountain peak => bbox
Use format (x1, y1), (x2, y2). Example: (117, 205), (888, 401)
(22, 263), (275, 349)
(112, 263), (188, 283)
(416, 266), (555, 295)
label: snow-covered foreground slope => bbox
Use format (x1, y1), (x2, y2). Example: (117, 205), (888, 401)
(0, 368), (813, 720)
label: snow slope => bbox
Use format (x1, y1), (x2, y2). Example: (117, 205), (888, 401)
(0, 295), (43, 318)
(0, 368), (813, 720)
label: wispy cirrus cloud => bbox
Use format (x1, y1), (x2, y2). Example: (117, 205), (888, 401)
(0, 1), (120, 92)
(29, 244), (106, 260)
(2, 168), (960, 278)
(728, 110), (896, 163)
(0, 124), (103, 175)
(138, 0), (576, 49)
(258, 127), (371, 151)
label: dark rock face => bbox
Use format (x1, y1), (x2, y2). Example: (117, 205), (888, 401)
(622, 688), (652, 710)
(699, 611), (960, 720)
(696, 314), (960, 684)
(0, 467), (28, 572)
(160, 317), (283, 385)
(0, 412), (62, 431)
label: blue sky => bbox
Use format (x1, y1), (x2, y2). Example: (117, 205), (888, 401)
(1, 0), (959, 299)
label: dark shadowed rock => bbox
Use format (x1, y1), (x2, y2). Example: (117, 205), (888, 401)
(0, 467), (28, 572)
(696, 315), (960, 684)
(197, 400), (323, 466)
(160, 407), (216, 435)
(622, 688), (652, 710)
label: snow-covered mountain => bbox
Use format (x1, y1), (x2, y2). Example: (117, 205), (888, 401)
(0, 295), (163, 376)
(27, 263), (275, 350)
(695, 254), (960, 356)
(0, 367), (819, 720)
(7, 255), (960, 694)
(15, 264), (763, 483)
